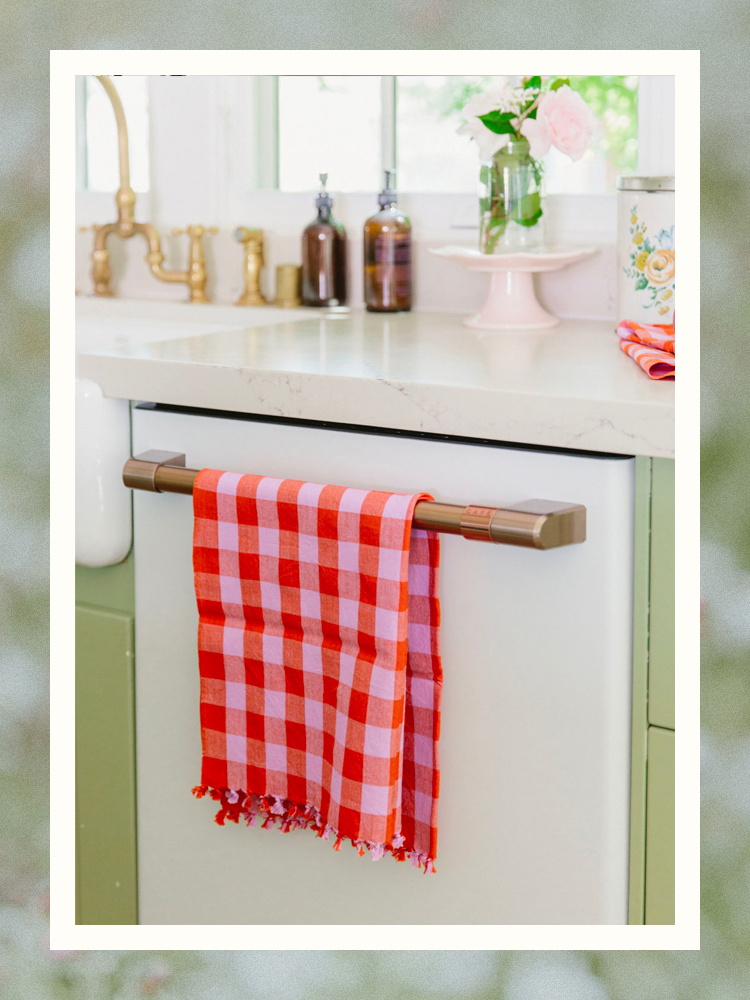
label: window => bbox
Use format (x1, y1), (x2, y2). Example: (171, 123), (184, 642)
(396, 76), (502, 193)
(396, 75), (638, 194)
(276, 75), (638, 194)
(76, 75), (638, 200)
(77, 75), (150, 192)
(277, 76), (382, 192)
(543, 76), (639, 194)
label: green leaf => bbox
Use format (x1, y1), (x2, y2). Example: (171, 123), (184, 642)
(525, 76), (542, 91)
(478, 110), (517, 135)
(517, 192), (541, 221)
(550, 77), (571, 91)
(635, 276), (648, 290)
(517, 209), (543, 227)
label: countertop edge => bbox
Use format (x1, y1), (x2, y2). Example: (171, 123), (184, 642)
(78, 352), (675, 460)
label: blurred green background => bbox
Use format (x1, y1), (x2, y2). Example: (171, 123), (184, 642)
(408, 73), (638, 176)
(0, 2), (739, 996)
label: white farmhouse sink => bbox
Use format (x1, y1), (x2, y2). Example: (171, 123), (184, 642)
(75, 297), (316, 567)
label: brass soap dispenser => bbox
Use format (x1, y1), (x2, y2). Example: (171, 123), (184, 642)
(301, 173), (348, 307)
(363, 170), (412, 312)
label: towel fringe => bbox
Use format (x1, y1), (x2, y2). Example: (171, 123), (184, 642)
(195, 786), (436, 872)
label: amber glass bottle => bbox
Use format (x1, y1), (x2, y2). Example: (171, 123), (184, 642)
(363, 170), (412, 312)
(301, 173), (348, 307)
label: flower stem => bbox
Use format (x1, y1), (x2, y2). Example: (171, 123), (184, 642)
(514, 95), (541, 130)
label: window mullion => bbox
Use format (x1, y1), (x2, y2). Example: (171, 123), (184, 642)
(76, 76), (88, 191)
(636, 76), (675, 176)
(381, 76), (397, 178)
(255, 76), (280, 189)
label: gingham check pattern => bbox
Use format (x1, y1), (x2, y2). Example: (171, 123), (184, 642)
(617, 318), (675, 380)
(191, 469), (442, 871)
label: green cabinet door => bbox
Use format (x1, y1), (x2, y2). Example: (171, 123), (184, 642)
(629, 457), (676, 924)
(649, 458), (675, 730)
(645, 725), (675, 924)
(75, 604), (138, 924)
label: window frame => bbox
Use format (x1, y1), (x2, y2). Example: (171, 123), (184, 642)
(76, 74), (672, 244)
(75, 75), (88, 191)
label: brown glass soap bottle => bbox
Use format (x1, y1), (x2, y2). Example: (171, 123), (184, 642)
(301, 173), (348, 307)
(364, 170), (412, 312)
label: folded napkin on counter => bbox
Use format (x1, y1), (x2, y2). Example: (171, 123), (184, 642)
(192, 470), (442, 872)
(617, 318), (675, 380)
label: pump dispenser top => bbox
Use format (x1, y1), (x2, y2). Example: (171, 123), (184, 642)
(378, 170), (398, 208)
(315, 173), (334, 212)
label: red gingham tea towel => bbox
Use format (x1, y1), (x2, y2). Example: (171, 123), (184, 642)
(191, 471), (442, 872)
(617, 318), (675, 380)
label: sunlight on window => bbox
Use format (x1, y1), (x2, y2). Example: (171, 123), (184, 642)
(84, 75), (150, 193)
(544, 76), (639, 194)
(278, 76), (381, 193)
(397, 75), (638, 195)
(397, 76), (503, 193)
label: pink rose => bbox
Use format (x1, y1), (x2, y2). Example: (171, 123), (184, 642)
(521, 86), (595, 161)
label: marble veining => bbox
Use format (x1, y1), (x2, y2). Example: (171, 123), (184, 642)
(76, 301), (674, 458)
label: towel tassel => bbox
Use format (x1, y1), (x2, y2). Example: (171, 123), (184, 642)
(193, 785), (437, 872)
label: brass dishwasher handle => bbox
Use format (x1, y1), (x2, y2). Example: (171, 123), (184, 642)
(122, 452), (586, 550)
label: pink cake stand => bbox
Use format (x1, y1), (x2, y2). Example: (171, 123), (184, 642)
(429, 245), (597, 330)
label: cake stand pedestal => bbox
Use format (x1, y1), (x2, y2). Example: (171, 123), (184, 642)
(429, 245), (597, 331)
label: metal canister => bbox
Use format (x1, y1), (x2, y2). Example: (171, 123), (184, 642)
(273, 264), (301, 308)
(616, 176), (675, 325)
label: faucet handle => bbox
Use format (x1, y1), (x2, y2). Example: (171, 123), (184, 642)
(234, 227), (263, 245)
(234, 227), (266, 307)
(172, 225), (218, 239)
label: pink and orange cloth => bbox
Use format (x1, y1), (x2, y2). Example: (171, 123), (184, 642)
(191, 470), (442, 872)
(617, 318), (675, 380)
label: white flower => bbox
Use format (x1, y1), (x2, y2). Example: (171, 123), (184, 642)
(460, 83), (531, 121)
(456, 117), (510, 160)
(461, 90), (506, 118)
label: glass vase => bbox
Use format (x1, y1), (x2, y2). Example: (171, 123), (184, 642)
(479, 137), (545, 254)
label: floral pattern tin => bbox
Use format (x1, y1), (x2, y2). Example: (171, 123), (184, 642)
(617, 176), (675, 325)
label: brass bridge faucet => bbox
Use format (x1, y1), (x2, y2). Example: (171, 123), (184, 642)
(234, 227), (267, 306)
(83, 76), (217, 303)
(171, 226), (218, 304)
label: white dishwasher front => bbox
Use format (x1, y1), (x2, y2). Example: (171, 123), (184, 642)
(132, 404), (636, 925)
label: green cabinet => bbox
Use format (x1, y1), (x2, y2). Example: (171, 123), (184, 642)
(75, 558), (138, 924)
(645, 726), (675, 924)
(628, 457), (675, 924)
(649, 459), (675, 730)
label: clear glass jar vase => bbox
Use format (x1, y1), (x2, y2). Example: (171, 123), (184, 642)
(479, 136), (545, 254)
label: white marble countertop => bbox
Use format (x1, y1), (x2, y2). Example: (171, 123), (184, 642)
(76, 299), (674, 458)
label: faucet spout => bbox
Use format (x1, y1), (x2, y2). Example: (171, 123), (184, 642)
(94, 75), (137, 235)
(87, 76), (211, 302)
